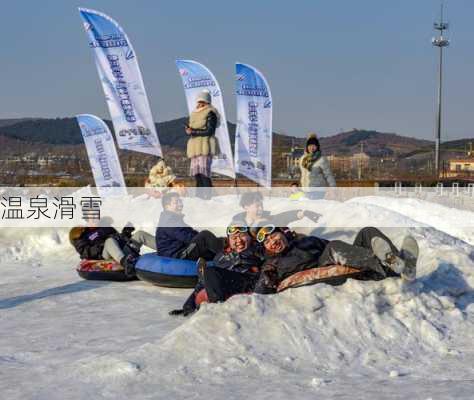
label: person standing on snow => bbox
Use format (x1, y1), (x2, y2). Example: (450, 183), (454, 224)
(299, 133), (336, 199)
(185, 89), (219, 189)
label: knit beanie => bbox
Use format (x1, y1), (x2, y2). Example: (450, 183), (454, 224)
(305, 133), (320, 152)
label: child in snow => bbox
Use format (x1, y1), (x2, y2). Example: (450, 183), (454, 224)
(145, 158), (176, 189)
(289, 182), (305, 201)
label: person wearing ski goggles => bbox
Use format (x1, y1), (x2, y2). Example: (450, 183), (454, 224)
(254, 224), (294, 255)
(169, 222), (263, 317)
(225, 225), (253, 254)
(252, 221), (329, 294)
(253, 223), (419, 295)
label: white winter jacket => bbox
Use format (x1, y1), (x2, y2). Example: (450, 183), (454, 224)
(299, 154), (336, 188)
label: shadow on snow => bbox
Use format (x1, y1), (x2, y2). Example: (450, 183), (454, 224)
(0, 280), (112, 310)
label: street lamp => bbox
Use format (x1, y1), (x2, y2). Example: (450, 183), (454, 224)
(432, 3), (450, 179)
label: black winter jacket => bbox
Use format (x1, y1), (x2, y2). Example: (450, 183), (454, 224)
(72, 227), (121, 260)
(212, 246), (263, 274)
(155, 210), (198, 258)
(254, 235), (329, 294)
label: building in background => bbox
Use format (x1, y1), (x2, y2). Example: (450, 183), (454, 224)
(448, 158), (474, 177)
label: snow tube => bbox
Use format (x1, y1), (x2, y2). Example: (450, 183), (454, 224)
(135, 253), (211, 288)
(76, 259), (137, 282)
(277, 265), (363, 292)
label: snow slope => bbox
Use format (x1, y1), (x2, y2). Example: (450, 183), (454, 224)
(1, 195), (474, 399)
(348, 196), (474, 245)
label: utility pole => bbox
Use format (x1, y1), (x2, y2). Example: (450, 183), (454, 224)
(358, 142), (364, 180)
(432, 2), (450, 178)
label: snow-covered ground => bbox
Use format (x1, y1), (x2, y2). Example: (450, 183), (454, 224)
(1, 195), (474, 399)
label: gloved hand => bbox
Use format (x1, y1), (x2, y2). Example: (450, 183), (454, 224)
(121, 223), (135, 239)
(303, 210), (322, 222)
(169, 308), (194, 317)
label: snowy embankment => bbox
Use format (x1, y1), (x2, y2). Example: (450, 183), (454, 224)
(1, 195), (474, 399)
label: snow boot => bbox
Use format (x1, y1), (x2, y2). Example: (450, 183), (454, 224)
(399, 236), (419, 282)
(169, 309), (186, 316)
(371, 237), (405, 275)
(120, 254), (138, 277)
(169, 290), (198, 317)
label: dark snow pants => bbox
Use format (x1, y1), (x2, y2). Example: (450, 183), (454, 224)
(204, 267), (258, 303)
(181, 230), (224, 261)
(182, 266), (257, 313)
(317, 227), (400, 279)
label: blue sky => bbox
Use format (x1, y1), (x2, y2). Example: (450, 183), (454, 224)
(1, 0), (473, 140)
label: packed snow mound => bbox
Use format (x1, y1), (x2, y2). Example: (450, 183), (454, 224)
(0, 228), (73, 265)
(348, 196), (474, 245)
(152, 277), (465, 375)
(2, 195), (474, 398)
(75, 226), (474, 386)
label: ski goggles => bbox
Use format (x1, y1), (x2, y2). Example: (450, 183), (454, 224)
(256, 224), (277, 243)
(226, 225), (249, 236)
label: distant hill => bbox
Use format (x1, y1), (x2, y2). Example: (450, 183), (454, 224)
(0, 118), (34, 128)
(0, 117), (471, 159)
(0, 134), (87, 156)
(0, 117), (226, 148)
(318, 129), (433, 157)
(0, 118), (83, 145)
(0, 117), (303, 153)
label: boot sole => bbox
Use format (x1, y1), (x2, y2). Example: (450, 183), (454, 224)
(400, 236), (419, 282)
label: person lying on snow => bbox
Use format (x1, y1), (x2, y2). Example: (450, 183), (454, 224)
(169, 222), (264, 317)
(69, 218), (157, 277)
(253, 225), (419, 294)
(155, 192), (224, 261)
(231, 191), (321, 228)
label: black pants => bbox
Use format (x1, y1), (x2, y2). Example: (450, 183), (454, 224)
(181, 230), (224, 261)
(194, 174), (213, 199)
(195, 173), (213, 187)
(204, 267), (258, 303)
(317, 227), (400, 279)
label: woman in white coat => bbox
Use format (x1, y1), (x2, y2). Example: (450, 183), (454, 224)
(299, 133), (336, 198)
